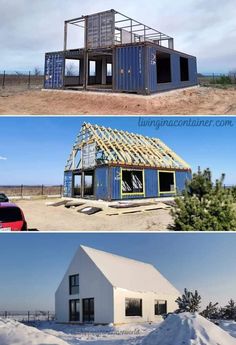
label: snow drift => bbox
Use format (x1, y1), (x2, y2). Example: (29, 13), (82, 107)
(0, 318), (69, 345)
(142, 312), (236, 345)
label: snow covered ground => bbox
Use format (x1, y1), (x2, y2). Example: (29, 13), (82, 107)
(219, 319), (236, 338)
(37, 321), (157, 345)
(1, 313), (236, 345)
(0, 318), (69, 345)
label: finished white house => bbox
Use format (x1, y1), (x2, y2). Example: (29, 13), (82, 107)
(55, 245), (180, 324)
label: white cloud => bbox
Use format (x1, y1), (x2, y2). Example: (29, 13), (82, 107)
(0, 156), (7, 160)
(1, 0), (236, 73)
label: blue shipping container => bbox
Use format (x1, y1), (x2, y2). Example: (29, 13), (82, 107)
(115, 45), (146, 93)
(175, 170), (192, 194)
(64, 171), (73, 197)
(115, 44), (197, 94)
(44, 53), (64, 89)
(111, 166), (121, 200)
(95, 167), (109, 200)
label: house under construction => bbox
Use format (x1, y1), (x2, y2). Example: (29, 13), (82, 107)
(44, 9), (197, 95)
(64, 123), (192, 200)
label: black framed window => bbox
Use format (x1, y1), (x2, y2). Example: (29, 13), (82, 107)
(83, 298), (94, 322)
(125, 298), (142, 317)
(69, 274), (79, 295)
(154, 300), (167, 315)
(69, 299), (80, 321)
(122, 170), (144, 193)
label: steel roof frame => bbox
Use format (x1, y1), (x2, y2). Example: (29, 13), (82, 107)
(63, 9), (174, 51)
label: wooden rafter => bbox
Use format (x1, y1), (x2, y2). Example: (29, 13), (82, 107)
(65, 122), (191, 171)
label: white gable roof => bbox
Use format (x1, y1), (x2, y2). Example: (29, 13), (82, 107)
(80, 245), (179, 296)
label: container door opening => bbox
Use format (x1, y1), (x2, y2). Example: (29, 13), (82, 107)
(122, 170), (144, 195)
(73, 174), (82, 197)
(159, 171), (175, 194)
(83, 171), (94, 197)
(83, 298), (94, 323)
(64, 59), (82, 88)
(180, 57), (189, 81)
(87, 57), (113, 90)
(156, 52), (172, 83)
(106, 63), (112, 84)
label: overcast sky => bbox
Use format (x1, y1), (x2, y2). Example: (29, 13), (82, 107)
(1, 0), (236, 73)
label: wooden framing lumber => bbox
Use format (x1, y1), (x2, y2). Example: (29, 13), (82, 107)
(65, 122), (190, 171)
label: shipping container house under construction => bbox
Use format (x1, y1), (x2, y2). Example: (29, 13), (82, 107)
(64, 123), (192, 201)
(44, 9), (197, 95)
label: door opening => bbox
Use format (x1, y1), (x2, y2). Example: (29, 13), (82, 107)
(180, 57), (189, 81)
(73, 174), (81, 197)
(69, 299), (80, 322)
(156, 52), (172, 83)
(83, 298), (94, 323)
(83, 171), (94, 197)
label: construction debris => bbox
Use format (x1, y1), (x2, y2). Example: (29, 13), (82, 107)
(65, 201), (85, 208)
(78, 206), (102, 215)
(46, 200), (70, 207)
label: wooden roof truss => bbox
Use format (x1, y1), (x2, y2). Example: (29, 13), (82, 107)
(65, 122), (190, 171)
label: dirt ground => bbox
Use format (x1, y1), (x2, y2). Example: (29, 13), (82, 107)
(14, 198), (173, 231)
(1, 86), (236, 115)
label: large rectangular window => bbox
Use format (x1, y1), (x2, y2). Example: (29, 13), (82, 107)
(69, 274), (79, 295)
(154, 300), (167, 315)
(69, 299), (80, 321)
(125, 298), (142, 317)
(159, 171), (175, 193)
(122, 170), (144, 194)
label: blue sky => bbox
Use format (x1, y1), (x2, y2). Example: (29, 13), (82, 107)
(0, 116), (235, 185)
(1, 0), (236, 74)
(0, 233), (235, 311)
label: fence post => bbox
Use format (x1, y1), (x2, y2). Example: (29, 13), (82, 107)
(28, 71), (31, 89)
(2, 70), (5, 89)
(4, 311), (7, 319)
(60, 184), (63, 196)
(20, 184), (23, 198)
(212, 73), (215, 84)
(28, 311), (30, 323)
(48, 311), (50, 321)
(41, 184), (44, 196)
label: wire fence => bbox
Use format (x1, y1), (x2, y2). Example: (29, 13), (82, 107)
(198, 73), (236, 86)
(0, 70), (44, 90)
(1, 69), (236, 91)
(0, 185), (63, 197)
(0, 311), (55, 323)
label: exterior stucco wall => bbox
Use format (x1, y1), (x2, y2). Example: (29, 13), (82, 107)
(113, 287), (179, 324)
(55, 248), (114, 324)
